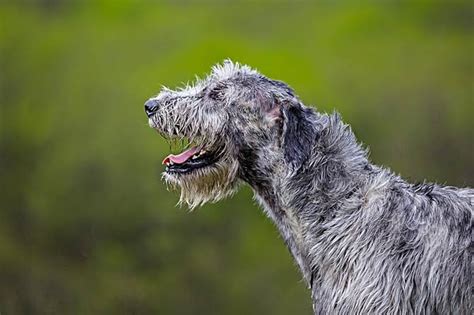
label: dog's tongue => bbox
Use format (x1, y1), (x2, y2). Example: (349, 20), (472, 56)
(162, 146), (201, 165)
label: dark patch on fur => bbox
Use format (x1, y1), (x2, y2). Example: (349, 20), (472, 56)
(282, 104), (317, 169)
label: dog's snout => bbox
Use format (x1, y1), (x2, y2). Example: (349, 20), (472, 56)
(144, 99), (159, 117)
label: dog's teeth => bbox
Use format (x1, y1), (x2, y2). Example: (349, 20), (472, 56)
(199, 150), (207, 156)
(192, 154), (199, 159)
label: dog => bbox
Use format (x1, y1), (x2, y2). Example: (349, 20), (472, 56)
(145, 61), (473, 314)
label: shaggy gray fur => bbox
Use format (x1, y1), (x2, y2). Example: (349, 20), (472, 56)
(145, 61), (473, 314)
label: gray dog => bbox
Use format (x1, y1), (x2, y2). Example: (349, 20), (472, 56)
(145, 61), (473, 314)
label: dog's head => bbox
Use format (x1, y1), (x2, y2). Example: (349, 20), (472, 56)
(145, 60), (315, 208)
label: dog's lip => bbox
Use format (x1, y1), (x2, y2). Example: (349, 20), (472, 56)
(163, 142), (223, 174)
(164, 148), (219, 174)
(162, 146), (203, 165)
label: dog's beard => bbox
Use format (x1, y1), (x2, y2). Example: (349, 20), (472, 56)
(151, 105), (236, 208)
(163, 158), (240, 209)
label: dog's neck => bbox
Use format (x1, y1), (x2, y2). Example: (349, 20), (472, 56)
(244, 110), (371, 286)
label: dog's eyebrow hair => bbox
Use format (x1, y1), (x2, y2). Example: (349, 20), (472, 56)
(145, 60), (474, 314)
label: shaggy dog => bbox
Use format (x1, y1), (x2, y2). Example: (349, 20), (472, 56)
(145, 61), (473, 314)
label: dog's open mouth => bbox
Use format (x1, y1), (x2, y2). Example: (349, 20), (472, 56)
(162, 145), (219, 174)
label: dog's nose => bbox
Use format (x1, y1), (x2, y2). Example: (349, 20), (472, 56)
(144, 99), (159, 117)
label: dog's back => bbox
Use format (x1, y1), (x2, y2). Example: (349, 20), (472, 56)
(310, 175), (473, 314)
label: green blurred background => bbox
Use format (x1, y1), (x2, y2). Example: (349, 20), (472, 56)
(1, 1), (472, 314)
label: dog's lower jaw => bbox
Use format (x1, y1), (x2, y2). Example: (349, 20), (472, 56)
(164, 157), (240, 209)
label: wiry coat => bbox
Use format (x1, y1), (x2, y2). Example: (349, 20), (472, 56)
(146, 61), (473, 314)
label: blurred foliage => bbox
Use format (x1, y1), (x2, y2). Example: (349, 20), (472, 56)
(0, 1), (472, 314)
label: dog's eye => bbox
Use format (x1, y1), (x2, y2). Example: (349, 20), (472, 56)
(208, 85), (226, 101)
(208, 89), (222, 100)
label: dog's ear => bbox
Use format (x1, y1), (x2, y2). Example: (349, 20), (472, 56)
(281, 101), (316, 169)
(256, 79), (316, 169)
